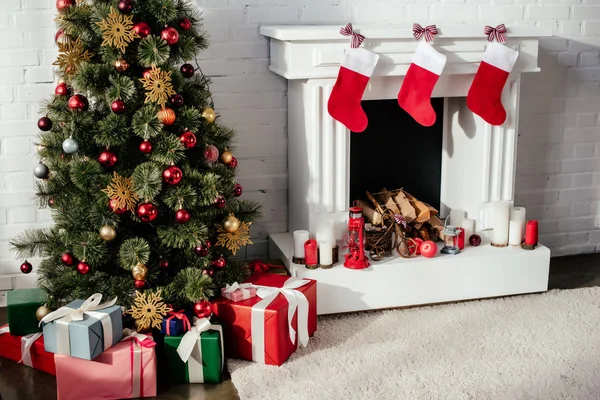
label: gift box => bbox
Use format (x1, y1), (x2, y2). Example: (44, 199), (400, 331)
(162, 318), (224, 383)
(7, 288), (45, 336)
(55, 330), (157, 400)
(0, 325), (56, 375)
(159, 309), (193, 336)
(213, 273), (317, 366)
(42, 293), (123, 360)
(221, 282), (257, 302)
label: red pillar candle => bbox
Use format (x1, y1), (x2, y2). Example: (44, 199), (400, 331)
(455, 228), (465, 250)
(304, 239), (318, 269)
(524, 220), (538, 246)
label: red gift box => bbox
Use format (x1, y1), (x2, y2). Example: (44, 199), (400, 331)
(0, 325), (56, 375)
(213, 273), (317, 366)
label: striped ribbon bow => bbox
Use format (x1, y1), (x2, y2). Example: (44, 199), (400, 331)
(484, 24), (507, 43)
(340, 23), (365, 48)
(413, 24), (438, 42)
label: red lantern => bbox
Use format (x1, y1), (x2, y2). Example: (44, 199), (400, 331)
(343, 203), (370, 270)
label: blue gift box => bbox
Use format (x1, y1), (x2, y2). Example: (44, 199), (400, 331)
(43, 299), (123, 360)
(159, 310), (194, 336)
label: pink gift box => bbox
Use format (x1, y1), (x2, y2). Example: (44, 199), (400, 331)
(221, 283), (257, 302)
(55, 339), (157, 400)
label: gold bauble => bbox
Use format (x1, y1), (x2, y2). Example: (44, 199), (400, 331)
(202, 107), (216, 124)
(220, 150), (233, 165)
(223, 215), (240, 233)
(99, 225), (117, 241)
(36, 305), (51, 322)
(132, 263), (149, 280)
(114, 58), (130, 73)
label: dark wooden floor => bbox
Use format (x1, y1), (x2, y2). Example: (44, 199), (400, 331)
(1, 253), (599, 400)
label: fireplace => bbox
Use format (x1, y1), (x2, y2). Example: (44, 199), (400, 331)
(261, 25), (552, 315)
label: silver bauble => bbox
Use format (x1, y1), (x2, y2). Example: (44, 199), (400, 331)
(62, 137), (79, 154)
(33, 163), (50, 179)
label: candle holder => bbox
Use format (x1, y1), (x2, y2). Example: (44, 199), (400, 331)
(317, 246), (337, 269)
(441, 225), (461, 255)
(521, 242), (537, 250)
(491, 242), (508, 248)
(292, 256), (305, 264)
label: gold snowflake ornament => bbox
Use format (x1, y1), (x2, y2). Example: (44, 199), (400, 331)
(127, 290), (172, 330)
(139, 66), (176, 109)
(102, 171), (139, 212)
(53, 38), (93, 75)
(96, 7), (139, 53)
(216, 221), (253, 256)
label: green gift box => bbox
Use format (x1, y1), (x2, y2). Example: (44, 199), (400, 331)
(7, 288), (45, 336)
(163, 319), (224, 384)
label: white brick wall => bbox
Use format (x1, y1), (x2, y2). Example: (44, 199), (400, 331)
(2, 0), (600, 277)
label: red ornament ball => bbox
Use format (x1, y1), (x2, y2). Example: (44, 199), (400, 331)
(204, 145), (219, 164)
(159, 259), (169, 270)
(109, 198), (127, 214)
(193, 300), (212, 319)
(233, 183), (243, 197)
(162, 165), (183, 185)
(214, 195), (226, 209)
(68, 94), (88, 111)
(117, 0), (133, 14)
(469, 234), (482, 247)
(195, 243), (210, 257)
(133, 22), (151, 38)
(420, 241), (437, 258)
(229, 157), (238, 169)
(98, 150), (118, 168)
(175, 209), (191, 224)
(161, 26), (179, 45)
(61, 253), (75, 266)
(20, 261), (33, 274)
(55, 82), (69, 97)
(134, 279), (146, 289)
(179, 131), (196, 149)
(169, 94), (184, 108)
(38, 117), (52, 131)
(48, 198), (55, 207)
(56, 0), (75, 12)
(140, 140), (153, 154)
(76, 261), (90, 275)
(202, 268), (214, 277)
(111, 99), (127, 114)
(137, 203), (158, 222)
(142, 68), (152, 79)
(212, 256), (226, 269)
(179, 18), (192, 31)
(180, 63), (195, 78)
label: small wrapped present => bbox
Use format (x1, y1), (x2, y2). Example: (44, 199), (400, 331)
(41, 293), (123, 360)
(159, 309), (193, 336)
(7, 288), (45, 336)
(55, 329), (157, 400)
(0, 325), (56, 375)
(221, 282), (257, 302)
(163, 318), (224, 383)
(213, 273), (317, 366)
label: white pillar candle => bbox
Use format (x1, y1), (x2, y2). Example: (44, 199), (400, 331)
(511, 207), (526, 225)
(293, 230), (309, 258)
(318, 241), (333, 265)
(461, 218), (475, 244)
(491, 201), (511, 246)
(450, 209), (466, 227)
(508, 220), (524, 246)
(316, 221), (335, 249)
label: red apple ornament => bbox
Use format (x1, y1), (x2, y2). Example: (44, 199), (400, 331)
(420, 241), (437, 258)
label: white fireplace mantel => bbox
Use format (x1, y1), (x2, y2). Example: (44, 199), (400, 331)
(262, 25), (552, 315)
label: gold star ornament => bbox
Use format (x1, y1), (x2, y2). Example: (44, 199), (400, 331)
(53, 38), (93, 75)
(102, 171), (139, 212)
(139, 66), (176, 109)
(96, 7), (139, 53)
(127, 290), (172, 330)
(216, 220), (253, 256)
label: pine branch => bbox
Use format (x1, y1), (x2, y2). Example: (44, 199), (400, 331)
(10, 228), (58, 259)
(149, 134), (185, 165)
(137, 36), (171, 67)
(167, 268), (214, 304)
(157, 220), (207, 249)
(108, 75), (137, 102)
(132, 105), (161, 139)
(119, 237), (151, 269)
(132, 161), (163, 201)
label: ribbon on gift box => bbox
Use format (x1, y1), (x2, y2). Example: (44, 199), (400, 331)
(250, 277), (311, 364)
(39, 293), (117, 355)
(222, 282), (256, 301)
(164, 309), (192, 336)
(122, 328), (155, 398)
(176, 317), (224, 383)
(0, 324), (43, 368)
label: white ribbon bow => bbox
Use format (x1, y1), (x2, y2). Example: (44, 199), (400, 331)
(0, 325), (9, 335)
(40, 293), (118, 355)
(0, 325), (42, 368)
(176, 317), (224, 383)
(251, 277), (311, 364)
(224, 282), (255, 299)
(121, 329), (155, 398)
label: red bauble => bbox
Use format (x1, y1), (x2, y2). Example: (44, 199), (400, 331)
(134, 279), (146, 289)
(229, 157), (238, 169)
(111, 99), (126, 114)
(76, 261), (90, 275)
(179, 18), (192, 31)
(204, 145), (219, 164)
(233, 183), (243, 197)
(169, 94), (184, 107)
(202, 268), (214, 277)
(211, 256), (226, 269)
(180, 63), (195, 78)
(117, 0), (133, 14)
(55, 82), (69, 96)
(179, 131), (196, 149)
(161, 26), (179, 45)
(20, 261), (33, 274)
(61, 252), (75, 266)
(137, 202), (158, 222)
(420, 241), (437, 258)
(469, 234), (482, 247)
(214, 195), (226, 209)
(133, 22), (151, 38)
(175, 209), (191, 224)
(159, 259), (169, 270)
(38, 117), (52, 131)
(48, 198), (55, 207)
(195, 243), (210, 257)
(142, 68), (152, 79)
(193, 300), (212, 319)
(68, 94), (88, 111)
(162, 165), (183, 185)
(157, 108), (176, 126)
(98, 150), (118, 168)
(56, 0), (75, 12)
(109, 198), (127, 214)
(140, 140), (153, 154)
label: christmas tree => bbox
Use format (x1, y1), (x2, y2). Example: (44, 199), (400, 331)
(11, 0), (260, 317)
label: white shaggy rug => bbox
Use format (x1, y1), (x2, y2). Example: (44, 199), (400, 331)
(229, 288), (600, 400)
